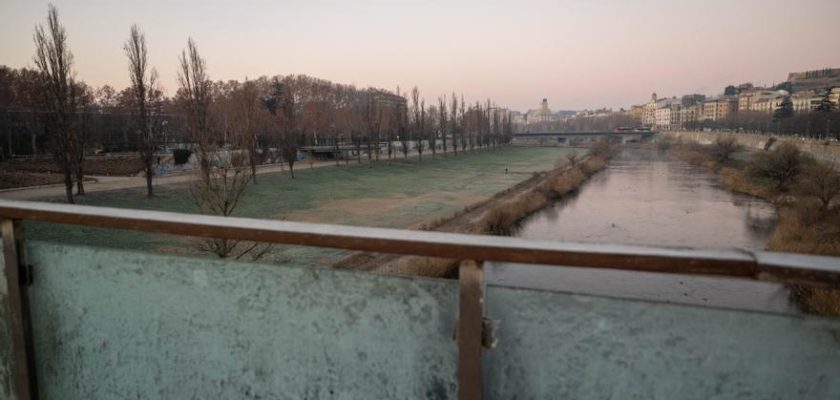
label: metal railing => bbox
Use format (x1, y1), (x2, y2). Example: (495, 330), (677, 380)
(2, 199), (839, 400)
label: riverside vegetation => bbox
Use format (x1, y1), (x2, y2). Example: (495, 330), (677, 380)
(665, 136), (840, 315)
(28, 146), (580, 266)
(336, 142), (616, 277)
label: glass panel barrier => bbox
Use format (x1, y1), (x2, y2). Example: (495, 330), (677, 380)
(22, 242), (458, 399)
(485, 262), (840, 399)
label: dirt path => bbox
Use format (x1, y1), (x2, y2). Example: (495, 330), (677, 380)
(0, 162), (321, 200)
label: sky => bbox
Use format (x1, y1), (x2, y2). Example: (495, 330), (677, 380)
(2, 0), (840, 112)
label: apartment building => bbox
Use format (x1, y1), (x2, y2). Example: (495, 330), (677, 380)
(655, 100), (681, 130)
(701, 97), (738, 121)
(791, 91), (824, 113)
(738, 90), (778, 112)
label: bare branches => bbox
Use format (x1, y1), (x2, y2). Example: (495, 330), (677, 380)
(177, 38), (213, 180)
(125, 24), (160, 197)
(33, 4), (78, 203)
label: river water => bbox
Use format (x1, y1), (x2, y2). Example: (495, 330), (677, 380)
(495, 148), (795, 313)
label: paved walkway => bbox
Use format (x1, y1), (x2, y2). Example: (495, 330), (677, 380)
(0, 147), (466, 200)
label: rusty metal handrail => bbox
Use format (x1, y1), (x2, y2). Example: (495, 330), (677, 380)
(0, 199), (839, 285)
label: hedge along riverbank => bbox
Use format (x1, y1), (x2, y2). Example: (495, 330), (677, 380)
(663, 137), (840, 315)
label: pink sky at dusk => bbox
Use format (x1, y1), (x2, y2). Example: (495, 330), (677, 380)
(2, 0), (839, 112)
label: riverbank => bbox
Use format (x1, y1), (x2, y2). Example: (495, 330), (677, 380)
(664, 137), (840, 314)
(24, 146), (581, 266)
(663, 130), (840, 161)
(335, 145), (613, 277)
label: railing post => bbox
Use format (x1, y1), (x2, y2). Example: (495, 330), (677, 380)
(457, 260), (484, 400)
(2, 219), (38, 400)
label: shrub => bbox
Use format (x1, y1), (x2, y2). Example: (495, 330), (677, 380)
(791, 286), (840, 316)
(709, 135), (742, 164)
(746, 142), (811, 192)
(589, 141), (616, 159)
(173, 149), (193, 165)
(543, 168), (585, 198)
(563, 151), (580, 168)
(579, 157), (606, 176)
(797, 160), (840, 210)
(481, 206), (518, 235)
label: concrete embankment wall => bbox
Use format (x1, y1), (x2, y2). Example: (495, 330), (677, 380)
(662, 131), (840, 160)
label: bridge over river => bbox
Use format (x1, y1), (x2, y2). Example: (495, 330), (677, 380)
(512, 130), (656, 145)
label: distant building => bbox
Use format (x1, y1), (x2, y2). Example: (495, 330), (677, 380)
(524, 99), (555, 130)
(643, 93), (658, 127)
(526, 98), (554, 124)
(748, 90), (789, 114)
(738, 89), (777, 112)
(655, 99), (681, 131)
(681, 94), (706, 108)
(629, 104), (645, 122)
(791, 91), (824, 113)
(702, 97), (737, 121)
(679, 104), (701, 126)
(510, 111), (525, 126)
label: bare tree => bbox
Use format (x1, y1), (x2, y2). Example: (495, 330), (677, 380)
(400, 90), (410, 159)
(73, 81), (93, 195)
(747, 142), (809, 191)
(177, 38), (266, 259)
(177, 38), (213, 181)
(232, 79), (265, 183)
(279, 80), (300, 178)
(709, 135), (742, 164)
(363, 90), (386, 166)
(459, 95), (467, 153)
(798, 159), (840, 210)
(33, 4), (78, 203)
(124, 24), (161, 196)
(191, 146), (265, 259)
(410, 87), (426, 161)
(565, 150), (580, 167)
(450, 93), (458, 157)
(438, 95), (448, 156)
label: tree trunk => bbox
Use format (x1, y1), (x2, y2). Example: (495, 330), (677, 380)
(31, 132), (38, 159)
(250, 151), (257, 184)
(146, 166), (154, 197)
(76, 160), (85, 195)
(63, 158), (74, 204)
(5, 129), (12, 159)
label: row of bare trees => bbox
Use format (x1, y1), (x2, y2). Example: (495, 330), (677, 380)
(14, 5), (515, 257)
(684, 109), (840, 139)
(17, 5), (515, 197)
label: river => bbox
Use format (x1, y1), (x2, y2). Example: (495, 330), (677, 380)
(493, 148), (795, 313)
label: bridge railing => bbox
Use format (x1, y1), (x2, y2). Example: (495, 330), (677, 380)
(1, 199), (839, 399)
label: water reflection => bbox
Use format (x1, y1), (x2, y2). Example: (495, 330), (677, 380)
(509, 148), (793, 313)
(516, 149), (776, 250)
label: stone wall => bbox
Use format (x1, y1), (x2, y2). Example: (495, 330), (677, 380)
(663, 131), (840, 161)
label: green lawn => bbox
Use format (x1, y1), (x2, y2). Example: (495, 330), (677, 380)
(28, 146), (577, 265)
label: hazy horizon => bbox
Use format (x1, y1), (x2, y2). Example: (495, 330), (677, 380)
(2, 0), (840, 112)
